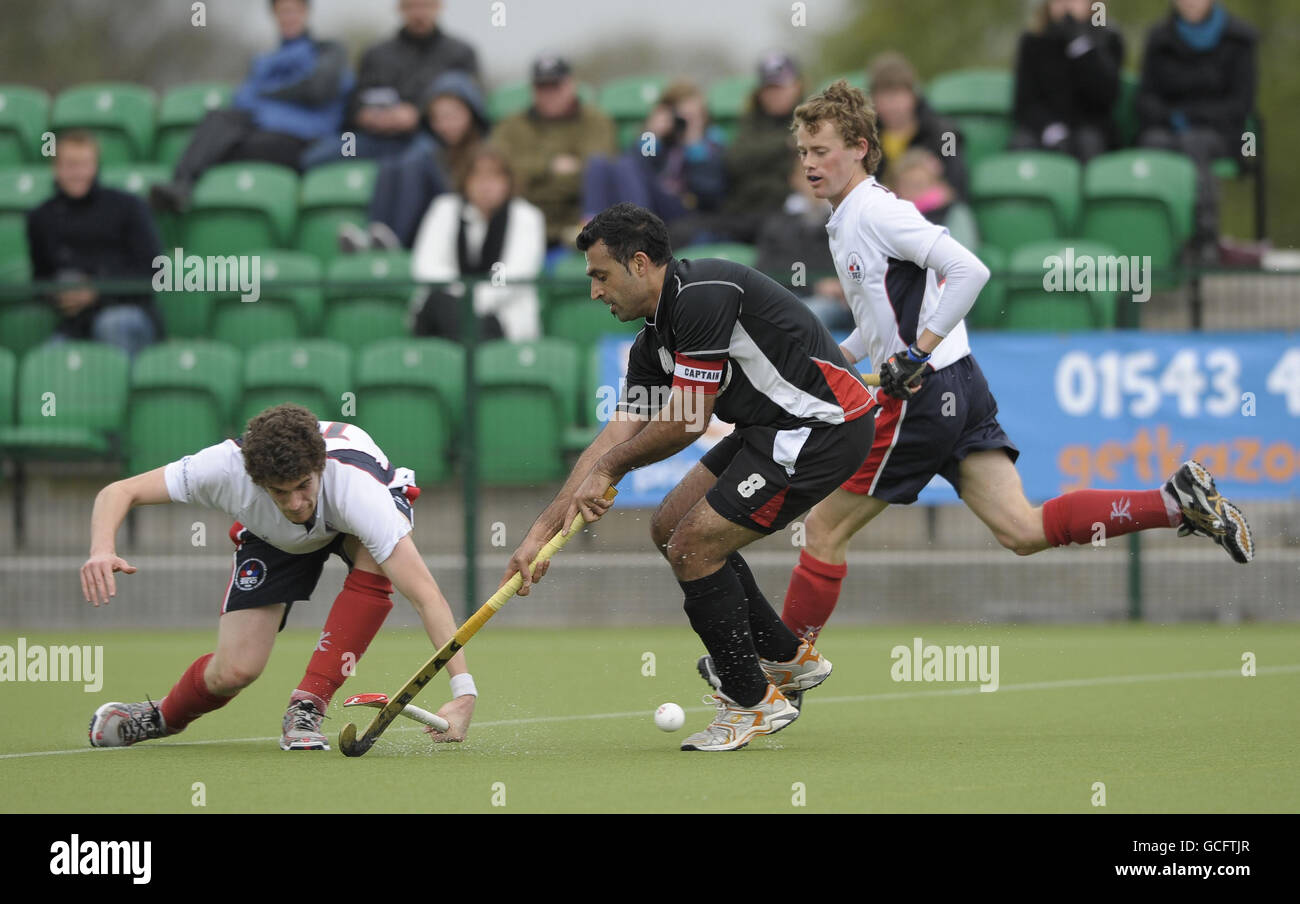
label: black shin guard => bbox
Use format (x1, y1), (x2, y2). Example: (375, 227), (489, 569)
(680, 566), (768, 707)
(728, 552), (800, 663)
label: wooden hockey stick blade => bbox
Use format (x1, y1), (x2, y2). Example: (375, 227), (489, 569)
(339, 485), (618, 757)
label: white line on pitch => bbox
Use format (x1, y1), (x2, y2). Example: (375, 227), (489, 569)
(2, 664), (1296, 761)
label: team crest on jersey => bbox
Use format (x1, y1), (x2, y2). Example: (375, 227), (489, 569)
(235, 558), (267, 591)
(845, 252), (865, 284)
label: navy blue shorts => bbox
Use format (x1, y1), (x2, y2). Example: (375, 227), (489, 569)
(699, 415), (875, 534)
(221, 487), (413, 629)
(842, 355), (1019, 503)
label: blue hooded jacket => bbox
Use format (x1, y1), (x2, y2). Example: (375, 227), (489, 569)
(233, 34), (355, 140)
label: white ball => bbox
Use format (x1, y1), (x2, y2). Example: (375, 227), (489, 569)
(654, 702), (685, 732)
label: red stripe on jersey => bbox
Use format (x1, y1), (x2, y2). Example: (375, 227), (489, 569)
(228, 521), (245, 547)
(814, 359), (876, 422)
(842, 396), (903, 495)
(751, 486), (790, 529)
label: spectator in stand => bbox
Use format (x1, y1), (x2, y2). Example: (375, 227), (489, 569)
(754, 157), (851, 331)
(149, 0), (352, 212)
(28, 131), (164, 359)
(343, 70), (490, 251)
(301, 0), (479, 169)
(409, 145), (545, 342)
(1010, 0), (1125, 162)
(869, 52), (968, 200)
(1137, 0), (1257, 263)
(582, 79), (727, 238)
(887, 148), (980, 250)
(494, 55), (616, 253)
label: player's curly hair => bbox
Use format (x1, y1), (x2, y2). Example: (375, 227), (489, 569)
(791, 80), (883, 176)
(241, 403), (326, 487)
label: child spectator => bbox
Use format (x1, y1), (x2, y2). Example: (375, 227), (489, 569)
(150, 0), (352, 212)
(582, 79), (726, 235)
(301, 0), (479, 169)
(343, 70), (490, 251)
(27, 132), (163, 359)
(887, 148), (980, 250)
(409, 145), (545, 341)
(869, 52), (968, 199)
(494, 55), (617, 252)
(1011, 0), (1125, 162)
(1137, 0), (1257, 262)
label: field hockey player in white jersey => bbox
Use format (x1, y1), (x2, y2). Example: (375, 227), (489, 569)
(698, 82), (1254, 703)
(82, 403), (477, 751)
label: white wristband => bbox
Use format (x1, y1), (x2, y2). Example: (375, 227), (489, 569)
(450, 673), (478, 698)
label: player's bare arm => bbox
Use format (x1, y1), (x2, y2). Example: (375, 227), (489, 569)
(567, 387), (717, 527)
(82, 466), (173, 606)
(502, 414), (646, 594)
(374, 534), (475, 741)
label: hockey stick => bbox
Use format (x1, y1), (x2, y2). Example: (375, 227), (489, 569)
(338, 485), (618, 757)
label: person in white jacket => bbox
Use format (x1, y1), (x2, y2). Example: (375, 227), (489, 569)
(410, 144), (545, 341)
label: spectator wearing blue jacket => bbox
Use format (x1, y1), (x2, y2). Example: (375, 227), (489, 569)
(150, 0), (353, 213)
(582, 79), (727, 241)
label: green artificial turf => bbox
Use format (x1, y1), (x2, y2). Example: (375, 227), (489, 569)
(1, 624), (1296, 813)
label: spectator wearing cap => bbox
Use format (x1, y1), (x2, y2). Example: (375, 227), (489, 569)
(301, 0), (479, 168)
(1137, 0), (1257, 262)
(869, 52), (968, 199)
(581, 79), (727, 233)
(713, 52), (806, 243)
(149, 0), (352, 212)
(493, 56), (617, 250)
(28, 131), (164, 359)
(344, 69), (491, 251)
(1010, 0), (1125, 162)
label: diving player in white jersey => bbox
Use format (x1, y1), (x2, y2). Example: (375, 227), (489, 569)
(698, 82), (1254, 702)
(82, 403), (477, 750)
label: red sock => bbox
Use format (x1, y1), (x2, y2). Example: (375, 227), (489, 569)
(1042, 488), (1178, 547)
(296, 569), (393, 705)
(159, 653), (233, 734)
(781, 550), (847, 644)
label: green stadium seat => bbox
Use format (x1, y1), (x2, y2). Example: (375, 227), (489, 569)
(0, 85), (50, 165)
(545, 299), (641, 349)
(817, 71), (870, 94)
(153, 290), (213, 339)
(926, 69), (1014, 170)
(184, 162), (299, 256)
(1004, 239), (1121, 330)
(0, 342), (129, 459)
(0, 346), (15, 426)
(969, 244), (1007, 330)
(324, 250), (413, 349)
(706, 75), (756, 143)
(0, 165), (55, 263)
(155, 82), (231, 168)
(296, 160), (378, 263)
(1080, 149), (1195, 282)
(970, 151), (1082, 254)
(487, 81), (595, 122)
(0, 301), (57, 357)
(355, 338), (465, 483)
(210, 249), (323, 351)
(239, 338), (351, 428)
(678, 242), (758, 267)
(473, 338), (580, 483)
(126, 339), (242, 472)
(1113, 71), (1140, 148)
(50, 82), (156, 163)
(599, 75), (666, 148)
